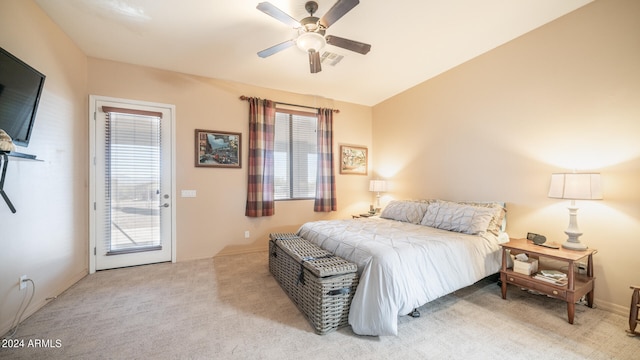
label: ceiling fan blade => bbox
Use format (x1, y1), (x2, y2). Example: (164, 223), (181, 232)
(257, 39), (296, 58)
(256, 2), (301, 28)
(325, 35), (371, 55)
(309, 50), (322, 73)
(319, 0), (359, 28)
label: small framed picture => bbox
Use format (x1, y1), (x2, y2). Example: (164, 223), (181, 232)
(340, 145), (367, 175)
(195, 129), (241, 168)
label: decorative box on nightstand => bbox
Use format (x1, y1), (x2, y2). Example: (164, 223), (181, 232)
(513, 258), (538, 275)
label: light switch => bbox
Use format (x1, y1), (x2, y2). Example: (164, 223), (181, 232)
(181, 190), (196, 198)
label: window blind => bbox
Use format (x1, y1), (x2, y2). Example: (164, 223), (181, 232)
(274, 110), (317, 200)
(103, 107), (163, 254)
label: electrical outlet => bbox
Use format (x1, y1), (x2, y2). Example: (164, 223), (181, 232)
(244, 231), (250, 238)
(19, 275), (27, 290)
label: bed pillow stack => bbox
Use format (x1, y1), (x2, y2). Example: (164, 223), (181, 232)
(380, 199), (506, 236)
(458, 201), (507, 236)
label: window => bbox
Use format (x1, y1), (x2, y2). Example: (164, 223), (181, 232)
(274, 109), (317, 200)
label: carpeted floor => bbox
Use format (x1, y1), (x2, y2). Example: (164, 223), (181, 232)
(1, 251), (637, 359)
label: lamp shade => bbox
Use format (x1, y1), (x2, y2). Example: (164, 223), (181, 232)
(548, 173), (603, 200)
(369, 180), (387, 192)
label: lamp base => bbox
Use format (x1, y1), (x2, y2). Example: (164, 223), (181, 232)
(562, 204), (588, 251)
(561, 240), (588, 251)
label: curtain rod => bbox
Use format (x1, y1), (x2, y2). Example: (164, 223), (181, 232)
(239, 95), (339, 113)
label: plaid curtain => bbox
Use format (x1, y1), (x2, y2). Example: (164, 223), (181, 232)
(245, 98), (275, 217)
(314, 108), (337, 212)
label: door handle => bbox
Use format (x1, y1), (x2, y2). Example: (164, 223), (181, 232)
(159, 203), (169, 208)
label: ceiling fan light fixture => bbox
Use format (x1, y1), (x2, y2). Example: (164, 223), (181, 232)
(256, 0), (370, 73)
(296, 31), (326, 53)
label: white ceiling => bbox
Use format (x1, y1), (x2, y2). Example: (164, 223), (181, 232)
(34, 0), (592, 106)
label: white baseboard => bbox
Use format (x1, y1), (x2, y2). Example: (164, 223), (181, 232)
(214, 247), (265, 257)
(594, 298), (628, 317)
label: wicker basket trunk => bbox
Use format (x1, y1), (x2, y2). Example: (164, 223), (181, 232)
(269, 233), (359, 335)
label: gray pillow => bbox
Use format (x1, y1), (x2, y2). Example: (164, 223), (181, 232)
(420, 201), (496, 235)
(380, 200), (431, 224)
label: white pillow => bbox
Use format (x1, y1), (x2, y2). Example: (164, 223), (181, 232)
(459, 201), (507, 236)
(420, 201), (496, 235)
(380, 200), (430, 224)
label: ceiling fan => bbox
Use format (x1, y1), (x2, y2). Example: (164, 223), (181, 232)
(256, 0), (371, 73)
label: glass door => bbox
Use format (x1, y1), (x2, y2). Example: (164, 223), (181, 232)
(91, 97), (174, 270)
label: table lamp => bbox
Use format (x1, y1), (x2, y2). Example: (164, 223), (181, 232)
(369, 180), (386, 211)
(548, 173), (602, 250)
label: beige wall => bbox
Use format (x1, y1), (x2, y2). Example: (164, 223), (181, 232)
(87, 59), (373, 260)
(372, 0), (640, 315)
(2, 0), (636, 336)
(0, 1), (89, 333)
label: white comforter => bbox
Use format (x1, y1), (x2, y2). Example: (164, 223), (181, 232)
(297, 218), (503, 336)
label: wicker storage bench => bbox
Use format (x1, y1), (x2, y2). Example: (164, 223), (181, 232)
(269, 233), (359, 334)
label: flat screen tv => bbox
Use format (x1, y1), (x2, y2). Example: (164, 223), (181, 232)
(0, 46), (46, 148)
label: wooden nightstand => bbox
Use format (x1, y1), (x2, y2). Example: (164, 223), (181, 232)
(500, 238), (596, 324)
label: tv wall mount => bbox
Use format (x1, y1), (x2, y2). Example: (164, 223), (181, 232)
(0, 151), (40, 213)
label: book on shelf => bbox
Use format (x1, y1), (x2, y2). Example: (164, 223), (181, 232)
(534, 273), (568, 286)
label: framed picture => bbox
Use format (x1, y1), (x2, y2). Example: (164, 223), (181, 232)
(340, 145), (367, 175)
(195, 129), (241, 168)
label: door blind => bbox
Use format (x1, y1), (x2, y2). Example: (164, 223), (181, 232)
(103, 107), (163, 255)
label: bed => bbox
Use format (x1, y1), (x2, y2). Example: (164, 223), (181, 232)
(296, 199), (508, 336)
